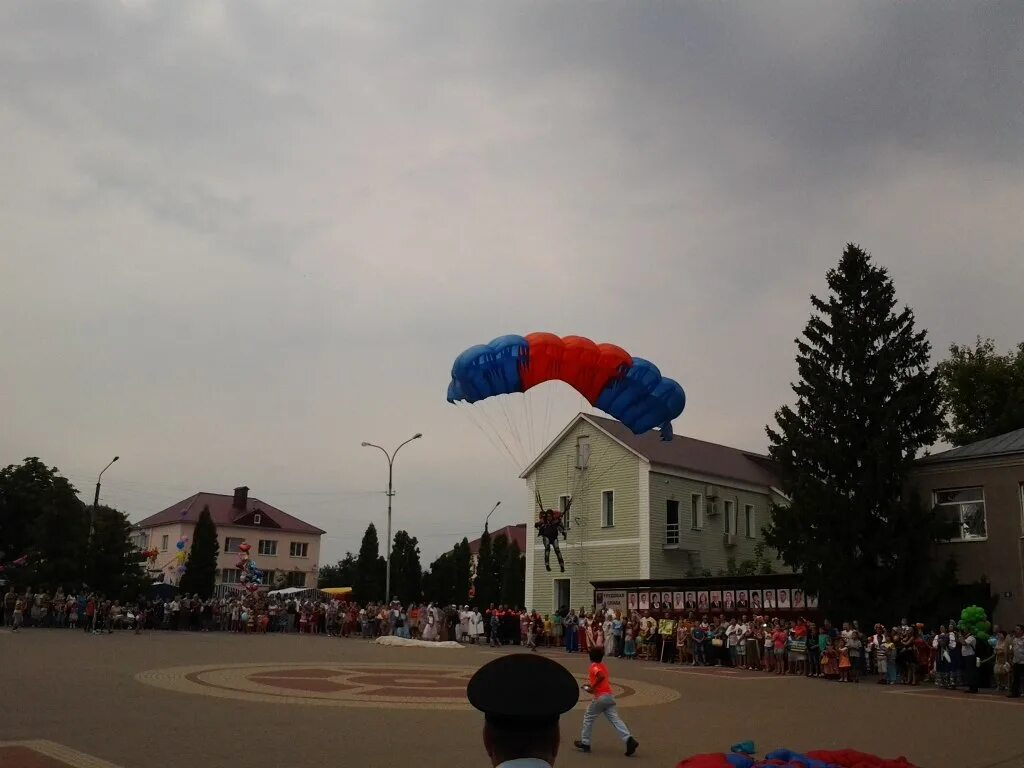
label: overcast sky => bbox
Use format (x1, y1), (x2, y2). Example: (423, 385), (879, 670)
(2, 1), (1021, 566)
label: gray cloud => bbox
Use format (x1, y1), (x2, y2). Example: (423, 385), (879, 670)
(2, 0), (1021, 565)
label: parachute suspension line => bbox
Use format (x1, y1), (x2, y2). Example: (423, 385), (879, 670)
(457, 403), (507, 466)
(523, 391), (537, 465)
(461, 402), (522, 472)
(496, 395), (526, 468)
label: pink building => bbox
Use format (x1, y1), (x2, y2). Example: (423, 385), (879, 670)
(134, 486), (325, 589)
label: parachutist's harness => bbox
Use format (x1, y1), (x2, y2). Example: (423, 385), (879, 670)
(535, 494), (569, 572)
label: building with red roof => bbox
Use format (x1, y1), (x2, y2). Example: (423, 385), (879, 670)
(135, 486), (325, 589)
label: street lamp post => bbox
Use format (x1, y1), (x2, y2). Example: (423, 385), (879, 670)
(91, 456), (119, 537)
(361, 433), (422, 603)
(484, 500), (501, 533)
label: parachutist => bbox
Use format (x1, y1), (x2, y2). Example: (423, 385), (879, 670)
(536, 493), (569, 573)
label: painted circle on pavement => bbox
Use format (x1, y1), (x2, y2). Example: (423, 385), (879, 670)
(135, 661), (679, 711)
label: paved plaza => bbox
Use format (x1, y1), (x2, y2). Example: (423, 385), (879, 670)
(1, 630), (1020, 768)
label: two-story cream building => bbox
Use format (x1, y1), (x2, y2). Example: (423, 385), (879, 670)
(134, 486), (325, 589)
(522, 414), (787, 614)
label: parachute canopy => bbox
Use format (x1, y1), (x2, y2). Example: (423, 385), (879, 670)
(447, 333), (685, 440)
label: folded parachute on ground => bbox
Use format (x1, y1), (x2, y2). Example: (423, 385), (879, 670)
(675, 748), (919, 768)
(447, 333), (685, 440)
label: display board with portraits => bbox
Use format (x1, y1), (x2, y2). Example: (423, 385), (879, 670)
(617, 584), (820, 616)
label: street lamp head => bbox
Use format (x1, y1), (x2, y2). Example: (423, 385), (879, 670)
(412, 433), (423, 439)
(495, 500), (501, 507)
(112, 456), (120, 462)
(360, 442), (370, 447)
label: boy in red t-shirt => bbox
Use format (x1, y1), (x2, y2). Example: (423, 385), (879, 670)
(575, 647), (639, 756)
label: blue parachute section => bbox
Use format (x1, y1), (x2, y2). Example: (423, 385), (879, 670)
(445, 335), (528, 403)
(592, 358), (685, 440)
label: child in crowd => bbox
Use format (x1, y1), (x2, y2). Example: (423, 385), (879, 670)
(885, 633), (899, 684)
(68, 601), (78, 630)
(837, 638), (851, 683)
(624, 626), (636, 659)
(847, 631), (862, 683)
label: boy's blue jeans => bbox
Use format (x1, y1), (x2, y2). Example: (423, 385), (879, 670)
(580, 695), (631, 745)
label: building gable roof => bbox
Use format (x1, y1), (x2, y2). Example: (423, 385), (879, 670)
(917, 426), (1024, 465)
(521, 413), (780, 489)
(135, 492), (325, 535)
(468, 524), (527, 555)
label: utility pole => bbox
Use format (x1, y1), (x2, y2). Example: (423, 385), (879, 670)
(361, 434), (422, 603)
(91, 456), (119, 538)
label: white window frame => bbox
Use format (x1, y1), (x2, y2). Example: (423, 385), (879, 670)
(933, 487), (988, 542)
(160, 534), (169, 552)
(1019, 482), (1024, 536)
(258, 539), (277, 556)
(690, 493), (704, 531)
(253, 513), (261, 525)
(723, 500), (736, 535)
(289, 541), (309, 558)
(576, 436), (591, 469)
(225, 537), (244, 553)
(666, 499), (680, 545)
(744, 504), (756, 539)
(600, 490), (615, 528)
(221, 568), (241, 584)
(559, 494), (571, 530)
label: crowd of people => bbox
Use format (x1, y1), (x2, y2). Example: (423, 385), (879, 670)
(551, 607), (1024, 698)
(4, 586), (1022, 699)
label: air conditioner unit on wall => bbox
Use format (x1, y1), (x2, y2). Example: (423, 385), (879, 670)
(723, 533), (736, 547)
(705, 485), (719, 499)
(706, 500), (719, 516)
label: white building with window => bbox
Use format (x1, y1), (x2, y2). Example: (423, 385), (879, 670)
(522, 413), (788, 615)
(134, 486), (324, 589)
(909, 426), (1024, 626)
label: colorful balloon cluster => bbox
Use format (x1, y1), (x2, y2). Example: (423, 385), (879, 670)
(235, 542), (264, 593)
(959, 605), (991, 643)
(173, 535), (189, 576)
(138, 547), (160, 563)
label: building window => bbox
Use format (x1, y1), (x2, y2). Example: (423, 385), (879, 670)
(263, 570), (276, 586)
(745, 504), (756, 538)
(225, 537), (244, 553)
(690, 494), (703, 530)
(221, 568), (241, 584)
(559, 494), (572, 530)
(258, 540), (277, 556)
(666, 499), (680, 545)
(286, 571), (306, 587)
(253, 513), (262, 525)
(723, 500), (736, 535)
(934, 487), (987, 541)
(289, 542), (309, 558)
(161, 534), (169, 552)
(576, 437), (590, 469)
(601, 490), (614, 527)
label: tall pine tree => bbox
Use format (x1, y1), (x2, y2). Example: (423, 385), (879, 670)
(766, 244), (946, 623)
(451, 538), (472, 605)
(180, 506), (219, 599)
(500, 540), (525, 608)
(354, 523), (383, 603)
(490, 534), (510, 605)
(473, 528), (495, 608)
(389, 530), (422, 604)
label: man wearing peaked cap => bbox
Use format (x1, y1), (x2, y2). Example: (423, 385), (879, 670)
(467, 653), (580, 768)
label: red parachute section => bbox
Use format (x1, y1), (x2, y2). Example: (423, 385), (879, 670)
(519, 332), (632, 404)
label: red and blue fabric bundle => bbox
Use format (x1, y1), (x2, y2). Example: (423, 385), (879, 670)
(447, 333), (686, 440)
(676, 748), (918, 768)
